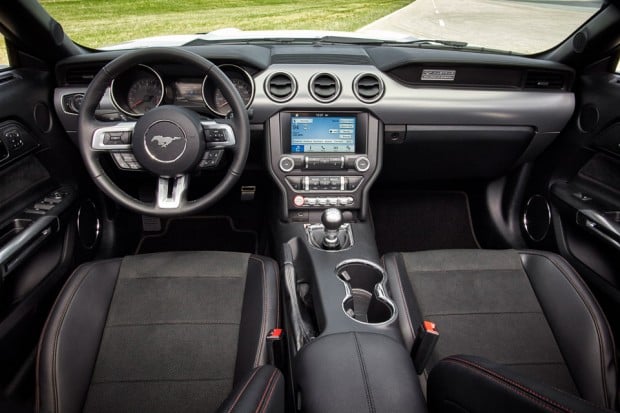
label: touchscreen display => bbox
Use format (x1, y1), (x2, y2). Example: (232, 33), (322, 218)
(290, 114), (356, 153)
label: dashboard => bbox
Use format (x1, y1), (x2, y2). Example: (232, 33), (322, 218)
(52, 44), (577, 198)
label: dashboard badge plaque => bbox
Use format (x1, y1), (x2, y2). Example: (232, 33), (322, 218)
(421, 69), (456, 81)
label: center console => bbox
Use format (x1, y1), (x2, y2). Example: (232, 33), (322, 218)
(266, 111), (381, 221)
(267, 110), (425, 413)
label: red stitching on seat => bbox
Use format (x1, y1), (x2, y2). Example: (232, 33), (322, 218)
(255, 369), (277, 413)
(259, 372), (281, 413)
(249, 256), (268, 368)
(445, 357), (575, 413)
(226, 368), (260, 413)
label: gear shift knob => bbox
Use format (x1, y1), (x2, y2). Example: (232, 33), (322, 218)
(321, 208), (343, 249)
(322, 208), (343, 231)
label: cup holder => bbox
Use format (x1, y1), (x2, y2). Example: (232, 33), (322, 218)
(336, 260), (397, 325)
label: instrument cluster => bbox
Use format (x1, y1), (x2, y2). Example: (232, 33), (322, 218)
(110, 63), (255, 117)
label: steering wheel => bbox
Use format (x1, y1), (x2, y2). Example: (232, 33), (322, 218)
(78, 48), (250, 217)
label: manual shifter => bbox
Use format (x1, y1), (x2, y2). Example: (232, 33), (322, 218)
(321, 208), (343, 250)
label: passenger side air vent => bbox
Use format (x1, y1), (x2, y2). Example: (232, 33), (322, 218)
(265, 72), (297, 103)
(353, 73), (384, 103)
(524, 71), (566, 90)
(309, 73), (341, 103)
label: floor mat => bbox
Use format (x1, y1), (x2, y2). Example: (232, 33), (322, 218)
(136, 216), (258, 255)
(371, 190), (480, 254)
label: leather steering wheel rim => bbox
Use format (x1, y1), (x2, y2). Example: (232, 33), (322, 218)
(78, 47), (250, 217)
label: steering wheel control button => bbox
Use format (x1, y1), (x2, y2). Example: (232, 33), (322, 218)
(199, 149), (224, 168)
(112, 153), (142, 170)
(204, 128), (227, 142)
(354, 156), (371, 172)
(279, 156), (295, 172)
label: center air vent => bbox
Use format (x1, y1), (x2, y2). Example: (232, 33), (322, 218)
(524, 71), (566, 90)
(353, 73), (384, 103)
(265, 72), (297, 103)
(309, 73), (341, 103)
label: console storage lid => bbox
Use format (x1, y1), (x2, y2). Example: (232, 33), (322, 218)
(294, 332), (427, 413)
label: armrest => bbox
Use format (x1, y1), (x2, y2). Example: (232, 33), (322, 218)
(294, 332), (427, 413)
(217, 365), (284, 413)
(428, 355), (613, 413)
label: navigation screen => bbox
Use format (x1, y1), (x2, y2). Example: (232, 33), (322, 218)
(290, 114), (356, 153)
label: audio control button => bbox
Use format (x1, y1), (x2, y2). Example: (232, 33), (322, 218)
(279, 156), (295, 172)
(355, 156), (370, 172)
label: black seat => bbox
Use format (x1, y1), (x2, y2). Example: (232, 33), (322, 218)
(384, 249), (618, 410)
(36, 251), (284, 413)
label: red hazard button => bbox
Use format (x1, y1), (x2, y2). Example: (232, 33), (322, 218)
(293, 195), (305, 207)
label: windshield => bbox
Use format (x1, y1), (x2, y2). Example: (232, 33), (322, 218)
(38, 0), (603, 55)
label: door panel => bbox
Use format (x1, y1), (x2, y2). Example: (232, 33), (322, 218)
(0, 67), (90, 398)
(531, 69), (620, 320)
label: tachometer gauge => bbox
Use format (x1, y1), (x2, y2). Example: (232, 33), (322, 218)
(202, 65), (254, 116)
(111, 65), (164, 117)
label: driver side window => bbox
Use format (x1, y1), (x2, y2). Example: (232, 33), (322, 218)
(0, 37), (9, 70)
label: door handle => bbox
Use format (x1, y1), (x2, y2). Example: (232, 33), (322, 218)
(576, 209), (620, 251)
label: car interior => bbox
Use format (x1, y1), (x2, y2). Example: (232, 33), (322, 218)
(0, 0), (619, 412)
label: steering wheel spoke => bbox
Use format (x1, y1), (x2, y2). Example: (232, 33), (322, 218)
(91, 122), (136, 151)
(157, 175), (189, 209)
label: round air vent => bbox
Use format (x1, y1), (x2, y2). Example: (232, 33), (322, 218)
(353, 73), (384, 103)
(309, 73), (341, 103)
(265, 72), (297, 103)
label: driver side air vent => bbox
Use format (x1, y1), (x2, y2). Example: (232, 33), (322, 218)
(265, 72), (297, 103)
(309, 73), (341, 103)
(353, 73), (384, 103)
(63, 64), (104, 85)
(524, 71), (566, 90)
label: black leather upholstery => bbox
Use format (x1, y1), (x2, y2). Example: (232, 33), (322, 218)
(385, 249), (618, 410)
(37, 251), (283, 413)
(217, 365), (284, 413)
(428, 355), (613, 413)
(294, 332), (427, 413)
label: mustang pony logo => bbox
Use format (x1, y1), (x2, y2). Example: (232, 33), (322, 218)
(151, 135), (183, 148)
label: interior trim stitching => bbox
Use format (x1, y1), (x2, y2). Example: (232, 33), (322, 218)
(90, 377), (233, 384)
(255, 369), (277, 413)
(353, 333), (375, 413)
(106, 321), (240, 327)
(444, 357), (574, 413)
(272, 259), (280, 327)
(260, 372), (280, 413)
(120, 274), (245, 280)
(225, 367), (260, 413)
(250, 256), (268, 368)
(425, 311), (543, 316)
(384, 254), (415, 345)
(523, 251), (613, 407)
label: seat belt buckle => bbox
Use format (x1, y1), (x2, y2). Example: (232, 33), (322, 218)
(411, 321), (439, 374)
(267, 328), (284, 366)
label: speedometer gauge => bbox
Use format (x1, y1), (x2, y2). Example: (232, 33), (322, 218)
(202, 65), (254, 116)
(111, 65), (164, 117)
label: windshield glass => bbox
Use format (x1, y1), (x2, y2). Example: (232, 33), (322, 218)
(39, 0), (603, 55)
